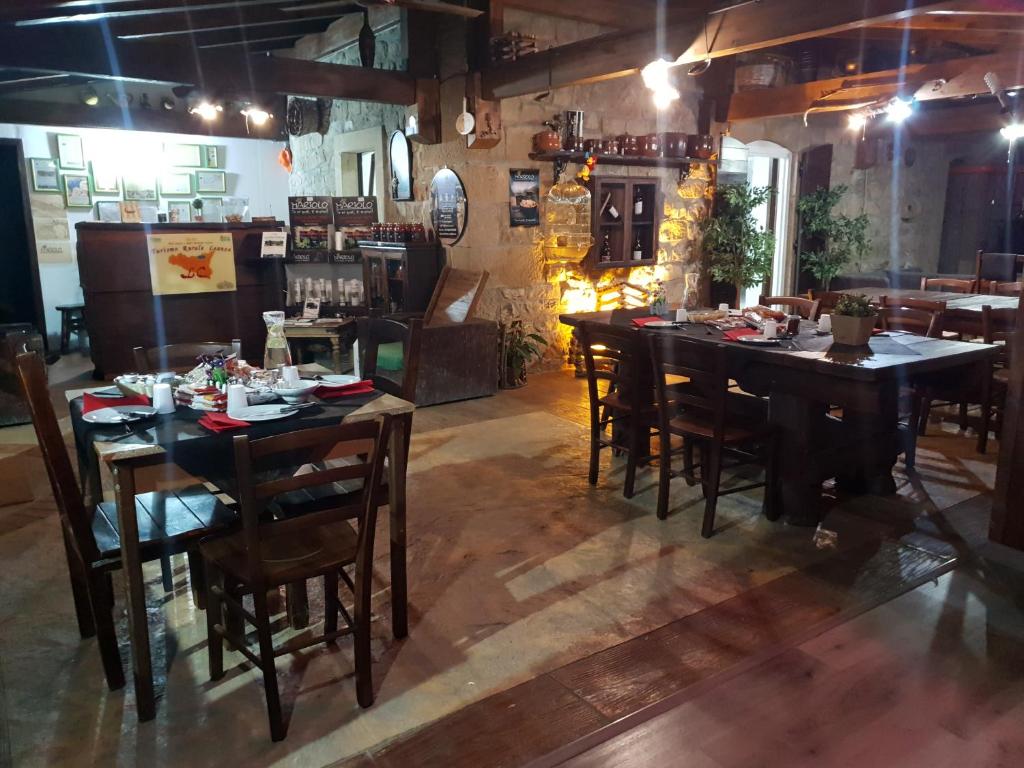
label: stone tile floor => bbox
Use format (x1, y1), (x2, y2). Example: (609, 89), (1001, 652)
(0, 361), (1007, 767)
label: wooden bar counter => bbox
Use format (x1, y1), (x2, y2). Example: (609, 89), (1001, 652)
(76, 222), (286, 377)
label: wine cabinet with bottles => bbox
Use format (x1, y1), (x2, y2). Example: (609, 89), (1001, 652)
(589, 175), (661, 269)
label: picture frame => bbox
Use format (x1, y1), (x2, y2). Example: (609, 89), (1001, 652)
(63, 173), (92, 208)
(199, 197), (223, 223)
(195, 169), (227, 194)
(119, 201), (141, 223)
(89, 161), (120, 195)
(122, 174), (159, 202)
(96, 200), (122, 222)
(56, 133), (85, 169)
(29, 158), (60, 193)
(164, 143), (202, 167)
(204, 145), (220, 168)
(159, 171), (193, 196)
(167, 201), (192, 223)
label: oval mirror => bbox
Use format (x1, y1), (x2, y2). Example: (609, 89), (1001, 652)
(389, 130), (413, 201)
(429, 168), (468, 246)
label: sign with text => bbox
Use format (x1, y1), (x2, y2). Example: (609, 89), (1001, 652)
(429, 168), (467, 245)
(332, 196), (379, 227)
(147, 232), (236, 295)
(508, 168), (540, 227)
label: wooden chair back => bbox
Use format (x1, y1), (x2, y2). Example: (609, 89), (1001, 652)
(577, 321), (651, 412)
(133, 342), (233, 373)
(809, 290), (846, 314)
(357, 317), (422, 402)
(422, 266), (489, 327)
(920, 277), (976, 293)
(15, 353), (99, 564)
(976, 250), (1020, 291)
(648, 333), (728, 434)
(758, 295), (821, 320)
(231, 416), (392, 589)
(990, 281), (1023, 296)
(878, 305), (944, 338)
(983, 305), (1016, 366)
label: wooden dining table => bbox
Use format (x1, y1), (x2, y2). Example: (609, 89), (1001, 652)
(66, 381), (414, 722)
(836, 288), (1019, 335)
(560, 310), (998, 527)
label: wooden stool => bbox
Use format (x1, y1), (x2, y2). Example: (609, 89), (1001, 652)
(56, 303), (86, 354)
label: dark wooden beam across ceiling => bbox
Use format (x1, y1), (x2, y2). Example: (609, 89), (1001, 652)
(0, 24), (418, 104)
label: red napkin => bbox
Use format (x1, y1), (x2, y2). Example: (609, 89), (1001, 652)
(722, 328), (761, 341)
(316, 380), (375, 399)
(198, 412), (251, 433)
(82, 391), (150, 415)
(631, 316), (664, 327)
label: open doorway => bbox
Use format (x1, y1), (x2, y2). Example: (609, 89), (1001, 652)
(719, 137), (794, 308)
(0, 138), (46, 341)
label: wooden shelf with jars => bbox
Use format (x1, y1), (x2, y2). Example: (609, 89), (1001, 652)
(589, 175), (661, 270)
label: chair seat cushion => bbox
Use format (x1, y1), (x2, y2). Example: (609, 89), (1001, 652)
(667, 414), (762, 443)
(377, 341), (404, 372)
(200, 520), (358, 587)
(598, 391), (657, 413)
(92, 486), (235, 561)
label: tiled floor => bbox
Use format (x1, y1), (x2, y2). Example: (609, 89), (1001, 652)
(0, 362), (1011, 767)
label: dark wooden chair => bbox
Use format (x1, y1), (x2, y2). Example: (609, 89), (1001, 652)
(920, 277), (976, 293)
(133, 341), (234, 373)
(358, 317), (422, 404)
(15, 351), (234, 692)
(647, 333), (776, 536)
(990, 281), (1023, 296)
(758, 295), (821, 320)
(578, 321), (657, 499)
(202, 415), (392, 742)
(977, 305), (1015, 453)
(809, 290), (846, 316)
(878, 295), (945, 338)
(975, 250), (1021, 293)
(57, 303), (87, 354)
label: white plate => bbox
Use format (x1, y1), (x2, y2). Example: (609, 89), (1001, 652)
(83, 405), (158, 424)
(231, 404), (301, 422)
(736, 336), (782, 346)
(642, 320), (682, 329)
(313, 375), (361, 387)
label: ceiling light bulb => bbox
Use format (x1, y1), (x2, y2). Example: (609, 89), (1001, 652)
(1001, 122), (1024, 141)
(848, 112), (868, 131)
(242, 107), (272, 126)
(190, 101), (222, 121)
(641, 57), (675, 91)
(886, 97), (913, 124)
(652, 86), (680, 111)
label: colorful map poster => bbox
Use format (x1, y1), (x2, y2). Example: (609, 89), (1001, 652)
(146, 232), (236, 295)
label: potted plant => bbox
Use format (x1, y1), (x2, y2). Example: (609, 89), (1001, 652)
(796, 185), (871, 290)
(831, 293), (876, 346)
(500, 320), (547, 388)
(701, 183), (775, 308)
(192, 197), (204, 222)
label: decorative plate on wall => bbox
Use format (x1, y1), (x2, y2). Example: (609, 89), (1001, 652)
(429, 167), (468, 246)
(389, 130), (413, 201)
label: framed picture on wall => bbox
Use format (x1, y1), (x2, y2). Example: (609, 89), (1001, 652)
(195, 169), (227, 193)
(199, 197), (223, 222)
(56, 134), (85, 169)
(63, 174), (92, 208)
(29, 158), (60, 192)
(90, 161), (120, 194)
(164, 143), (202, 167)
(96, 200), (122, 222)
(159, 172), (193, 196)
(123, 174), (158, 201)
(167, 201), (191, 223)
(204, 145), (220, 168)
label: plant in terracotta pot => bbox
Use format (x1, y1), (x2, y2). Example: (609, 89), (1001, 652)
(500, 320), (548, 388)
(831, 293), (876, 346)
(701, 183), (775, 308)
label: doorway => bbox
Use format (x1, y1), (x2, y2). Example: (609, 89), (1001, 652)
(0, 139), (46, 341)
(719, 137), (794, 308)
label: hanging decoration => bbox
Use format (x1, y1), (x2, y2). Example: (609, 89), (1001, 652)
(277, 145), (293, 173)
(541, 154), (595, 264)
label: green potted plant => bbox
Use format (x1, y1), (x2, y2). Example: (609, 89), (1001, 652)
(192, 197), (204, 222)
(500, 320), (547, 388)
(701, 183), (776, 308)
(796, 185), (871, 290)
(831, 293), (876, 346)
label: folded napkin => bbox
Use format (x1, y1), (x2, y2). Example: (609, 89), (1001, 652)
(198, 412), (251, 433)
(631, 316), (665, 327)
(82, 391), (150, 415)
(722, 328), (761, 341)
(316, 380), (375, 399)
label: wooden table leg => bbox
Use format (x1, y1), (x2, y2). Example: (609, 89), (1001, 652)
(112, 462), (156, 721)
(835, 382), (900, 497)
(388, 413), (410, 639)
(768, 391), (828, 527)
(331, 336), (343, 373)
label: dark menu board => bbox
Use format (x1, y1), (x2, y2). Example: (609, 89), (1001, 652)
(508, 168), (540, 227)
(332, 196), (379, 227)
(429, 168), (467, 245)
(288, 196), (332, 251)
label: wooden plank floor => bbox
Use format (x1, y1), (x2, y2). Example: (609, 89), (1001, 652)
(336, 538), (956, 768)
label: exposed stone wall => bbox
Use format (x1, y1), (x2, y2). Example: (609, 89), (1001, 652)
(286, 9), (708, 366)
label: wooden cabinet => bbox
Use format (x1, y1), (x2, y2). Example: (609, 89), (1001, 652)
(360, 241), (445, 314)
(589, 175), (661, 269)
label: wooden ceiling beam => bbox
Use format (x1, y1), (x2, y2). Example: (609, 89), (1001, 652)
(481, 0), (973, 99)
(147, 17), (335, 47)
(101, 5), (362, 40)
(0, 0), (345, 24)
(502, 0), (661, 30)
(0, 24), (418, 104)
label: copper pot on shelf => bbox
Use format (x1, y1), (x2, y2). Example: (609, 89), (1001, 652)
(640, 133), (662, 158)
(617, 134), (640, 156)
(563, 135), (585, 152)
(532, 130), (562, 153)
(661, 132), (689, 158)
(603, 138), (620, 156)
(687, 134), (715, 160)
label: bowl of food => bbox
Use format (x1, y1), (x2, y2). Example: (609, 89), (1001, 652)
(273, 379), (319, 404)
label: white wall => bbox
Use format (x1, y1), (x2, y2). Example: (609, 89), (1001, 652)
(0, 123), (289, 341)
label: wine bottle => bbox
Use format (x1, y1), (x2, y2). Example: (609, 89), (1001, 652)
(633, 187), (644, 217)
(599, 233), (612, 262)
(632, 233), (643, 261)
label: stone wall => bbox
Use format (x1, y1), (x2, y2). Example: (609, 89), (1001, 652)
(286, 9), (709, 365)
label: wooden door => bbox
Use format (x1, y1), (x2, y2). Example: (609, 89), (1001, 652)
(0, 139), (46, 343)
(794, 143), (833, 293)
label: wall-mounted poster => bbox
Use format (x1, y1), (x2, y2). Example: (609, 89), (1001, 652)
(119, 201), (142, 223)
(96, 201), (121, 222)
(123, 174), (158, 201)
(29, 158), (59, 192)
(56, 134), (84, 169)
(196, 169), (227, 193)
(164, 143), (203, 168)
(508, 168), (540, 227)
(90, 161), (120, 194)
(159, 172), (193, 196)
(63, 174), (91, 208)
(429, 168), (467, 245)
(37, 241), (74, 264)
(205, 145), (220, 168)
(147, 232), (237, 295)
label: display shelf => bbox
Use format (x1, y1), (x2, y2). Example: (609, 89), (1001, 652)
(529, 151), (717, 180)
